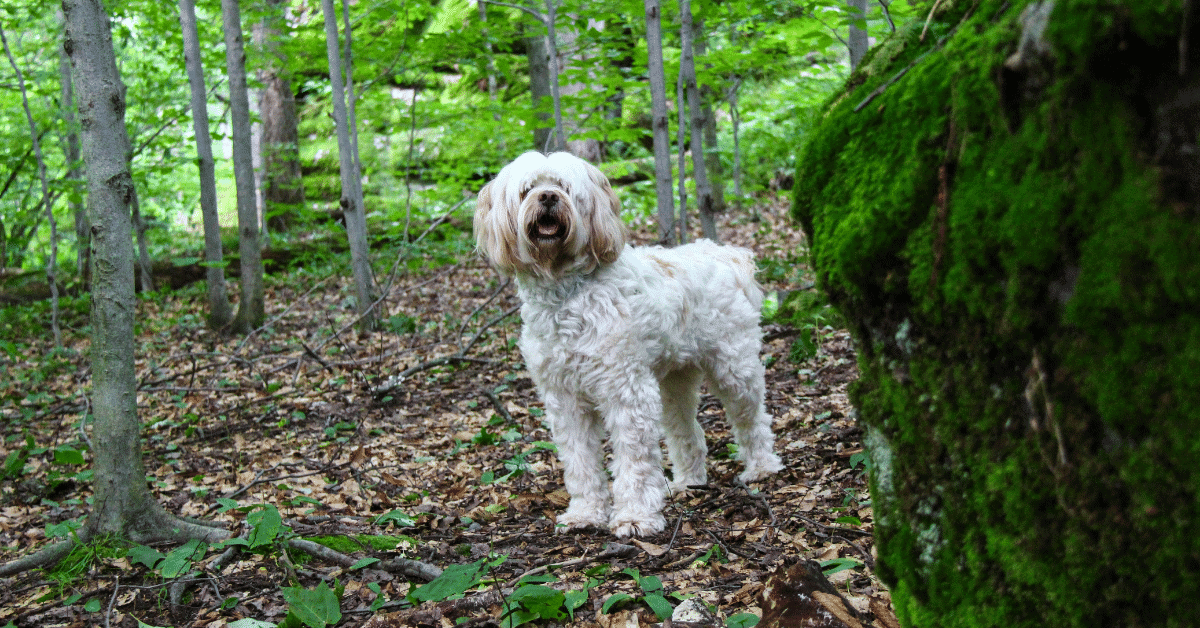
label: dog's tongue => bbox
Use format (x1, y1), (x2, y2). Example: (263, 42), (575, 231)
(537, 222), (560, 237)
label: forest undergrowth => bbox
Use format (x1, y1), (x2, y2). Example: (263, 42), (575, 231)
(0, 196), (897, 628)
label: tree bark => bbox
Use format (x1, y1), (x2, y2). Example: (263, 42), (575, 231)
(679, 0), (717, 242)
(255, 0), (304, 232)
(321, 0), (376, 331)
(643, 0), (675, 245)
(180, 0), (233, 329)
(2, 25), (62, 348)
(59, 0), (229, 550)
(847, 0), (868, 70)
(222, 0), (266, 334)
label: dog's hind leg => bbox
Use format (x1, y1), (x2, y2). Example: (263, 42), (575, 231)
(546, 391), (612, 532)
(706, 355), (784, 483)
(660, 367), (707, 493)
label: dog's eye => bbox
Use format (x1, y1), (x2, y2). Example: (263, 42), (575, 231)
(519, 186), (531, 200)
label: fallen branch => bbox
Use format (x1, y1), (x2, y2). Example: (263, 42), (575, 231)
(287, 538), (443, 581)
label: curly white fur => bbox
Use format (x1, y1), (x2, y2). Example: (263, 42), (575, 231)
(475, 151), (784, 538)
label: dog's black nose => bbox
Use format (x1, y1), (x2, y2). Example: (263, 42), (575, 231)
(539, 192), (558, 208)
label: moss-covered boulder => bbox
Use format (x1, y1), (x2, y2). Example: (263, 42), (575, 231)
(792, 2), (1200, 626)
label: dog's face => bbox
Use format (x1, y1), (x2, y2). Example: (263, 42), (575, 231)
(474, 151), (627, 278)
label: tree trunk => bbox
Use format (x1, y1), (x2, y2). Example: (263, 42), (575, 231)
(558, 17), (602, 162)
(847, 0), (868, 70)
(321, 0), (376, 332)
(180, 0), (233, 330)
(526, 31), (553, 152)
(59, 0), (228, 550)
(727, 79), (746, 216)
(643, 0), (675, 245)
(691, 17), (725, 214)
(255, 0), (304, 232)
(222, 0), (266, 334)
(795, 3), (1200, 625)
(542, 0), (566, 152)
(679, 0), (717, 242)
(130, 192), (155, 292)
(675, 70), (688, 244)
(57, 18), (86, 285)
(2, 25), (62, 348)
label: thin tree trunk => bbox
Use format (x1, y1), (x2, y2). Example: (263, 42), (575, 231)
(60, 0), (229, 548)
(130, 193), (154, 292)
(728, 79), (746, 217)
(340, 0), (365, 195)
(848, 0), (868, 70)
(321, 0), (376, 331)
(679, 0), (717, 242)
(180, 0), (233, 329)
(542, 0), (566, 152)
(643, 0), (675, 245)
(526, 31), (553, 151)
(255, 0), (304, 232)
(675, 71), (688, 245)
(692, 17), (725, 213)
(57, 18), (86, 285)
(222, 0), (266, 334)
(2, 26), (62, 348)
(477, 1), (501, 123)
(559, 16), (602, 161)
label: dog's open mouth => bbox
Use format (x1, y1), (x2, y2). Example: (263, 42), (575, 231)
(530, 212), (567, 242)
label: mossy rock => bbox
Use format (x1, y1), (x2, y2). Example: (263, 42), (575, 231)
(793, 1), (1200, 626)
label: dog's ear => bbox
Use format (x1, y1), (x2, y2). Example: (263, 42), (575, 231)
(583, 163), (627, 265)
(473, 181), (518, 274)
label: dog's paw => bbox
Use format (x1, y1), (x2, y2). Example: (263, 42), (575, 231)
(555, 510), (609, 534)
(609, 513), (666, 538)
(739, 452), (784, 483)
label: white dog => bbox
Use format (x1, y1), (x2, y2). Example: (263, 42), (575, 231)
(474, 151), (784, 537)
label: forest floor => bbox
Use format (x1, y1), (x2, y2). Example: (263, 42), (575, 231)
(0, 196), (896, 628)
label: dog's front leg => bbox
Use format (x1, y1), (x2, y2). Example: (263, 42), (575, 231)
(598, 376), (669, 538)
(544, 390), (612, 532)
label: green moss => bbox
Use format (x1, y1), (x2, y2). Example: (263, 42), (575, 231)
(304, 534), (416, 553)
(793, 1), (1200, 626)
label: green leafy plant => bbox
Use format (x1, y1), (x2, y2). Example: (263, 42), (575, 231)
(601, 568), (676, 620)
(407, 554), (507, 605)
(820, 557), (863, 577)
(279, 580), (343, 628)
(727, 612), (761, 628)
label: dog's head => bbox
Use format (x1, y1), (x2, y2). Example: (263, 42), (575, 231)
(474, 151), (627, 278)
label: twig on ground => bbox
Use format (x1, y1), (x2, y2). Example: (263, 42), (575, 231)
(456, 275), (511, 350)
(77, 387), (93, 450)
(736, 479), (778, 541)
(483, 389), (513, 424)
(796, 514), (872, 538)
(105, 576), (119, 628)
(237, 276), (333, 351)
